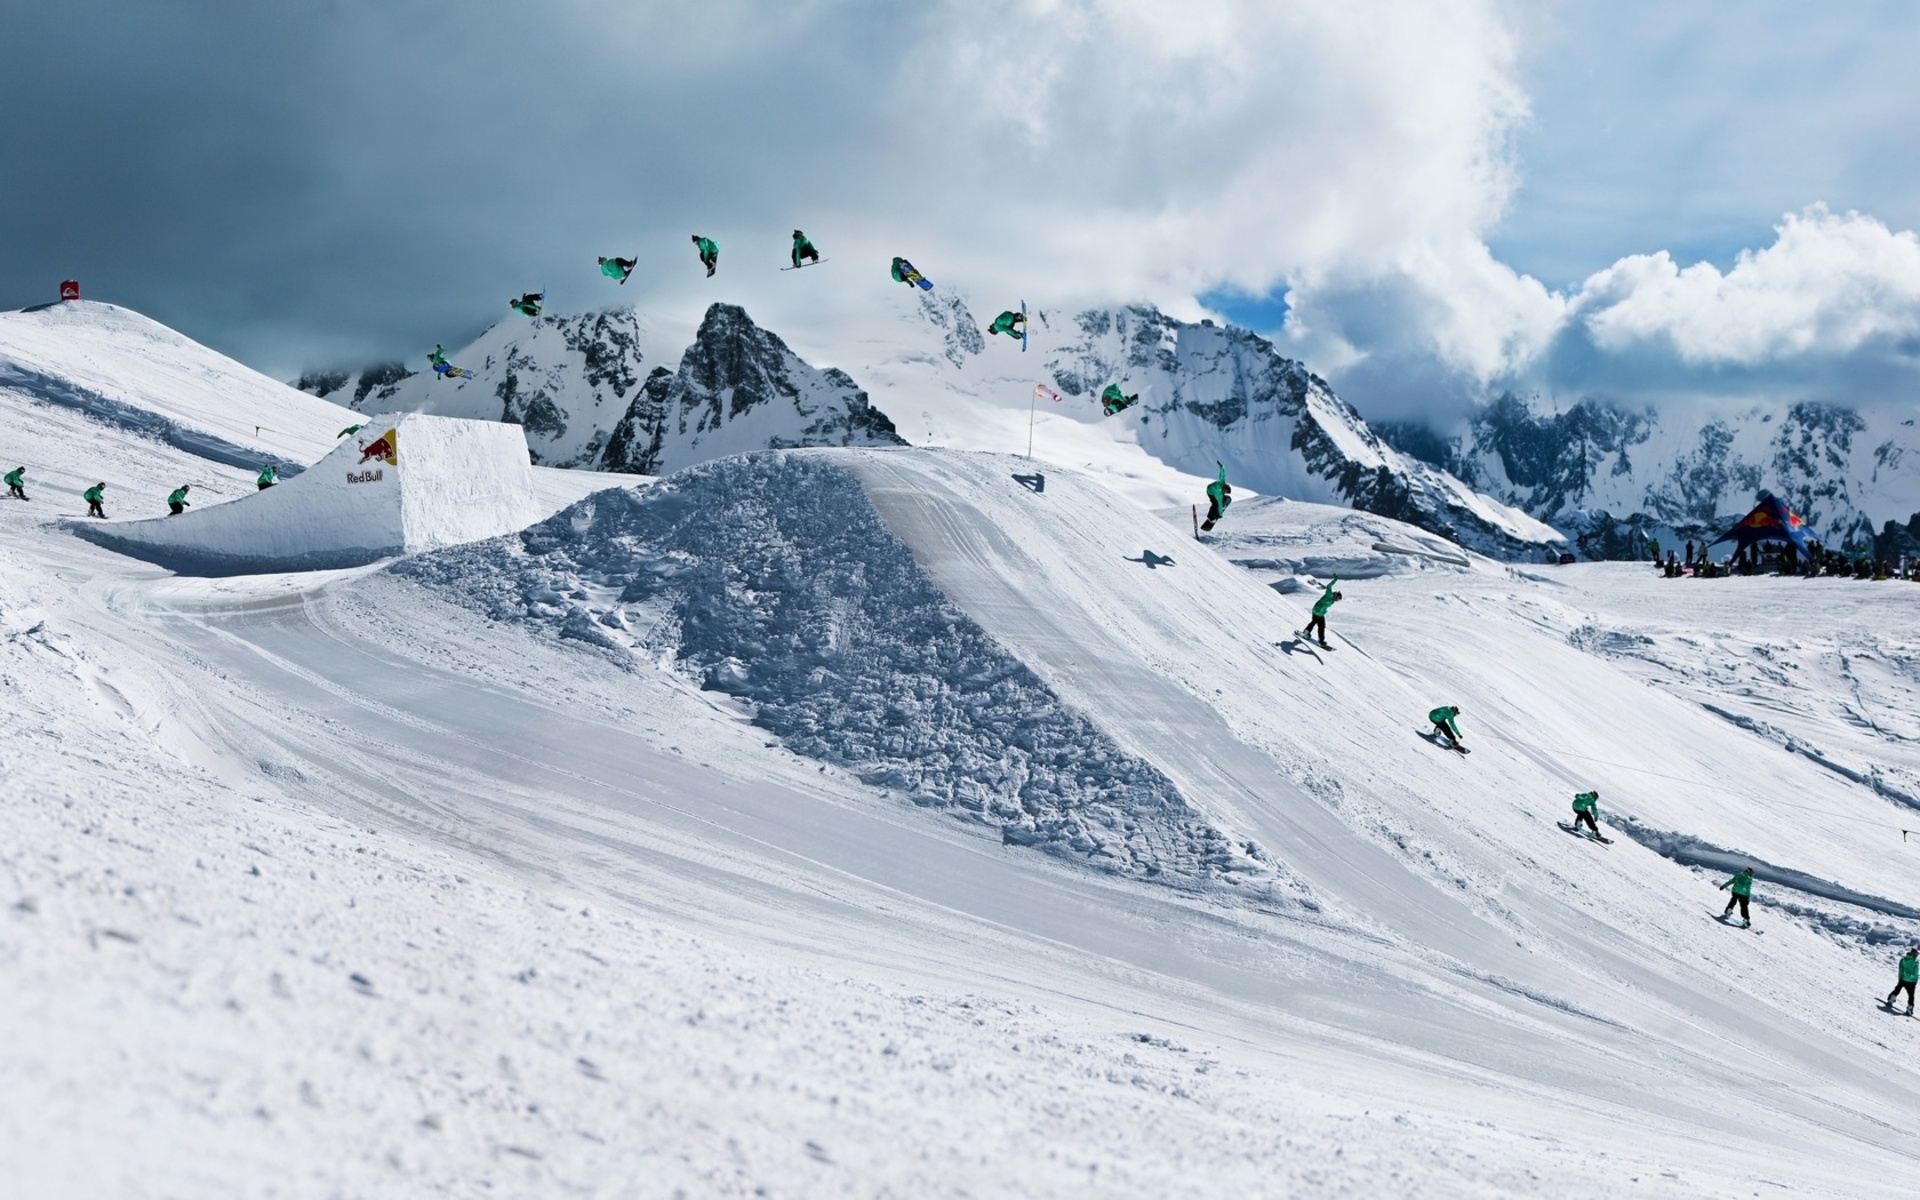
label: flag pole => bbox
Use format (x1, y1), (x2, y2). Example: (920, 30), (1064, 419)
(1027, 388), (1036, 459)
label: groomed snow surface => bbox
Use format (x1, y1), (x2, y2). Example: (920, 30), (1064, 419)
(5, 306), (1920, 1195)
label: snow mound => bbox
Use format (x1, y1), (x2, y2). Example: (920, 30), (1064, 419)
(75, 413), (540, 573)
(394, 450), (1247, 881)
(1196, 495), (1488, 587)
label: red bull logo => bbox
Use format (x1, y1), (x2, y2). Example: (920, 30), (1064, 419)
(357, 428), (398, 466)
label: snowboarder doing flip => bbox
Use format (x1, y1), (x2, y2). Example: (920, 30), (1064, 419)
(4, 467), (25, 500)
(988, 310), (1026, 339)
(692, 235), (719, 277)
(890, 257), (930, 289)
(256, 464), (277, 491)
(1887, 947), (1919, 1015)
(509, 292), (543, 318)
(598, 256), (637, 284)
(1100, 384), (1139, 416)
(1570, 790), (1608, 840)
(1303, 576), (1341, 648)
(167, 484), (191, 516)
(83, 482), (106, 518)
(1429, 705), (1465, 751)
(1719, 867), (1756, 926)
(1199, 461), (1231, 532)
(428, 344), (454, 380)
(790, 230), (820, 269)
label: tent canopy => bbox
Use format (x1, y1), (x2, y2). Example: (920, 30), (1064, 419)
(1708, 492), (1817, 555)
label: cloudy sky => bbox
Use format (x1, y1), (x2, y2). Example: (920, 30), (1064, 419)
(5, 1), (1918, 427)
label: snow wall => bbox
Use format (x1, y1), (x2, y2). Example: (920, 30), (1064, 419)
(75, 413), (542, 573)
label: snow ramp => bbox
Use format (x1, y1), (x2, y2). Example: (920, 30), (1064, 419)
(75, 413), (541, 573)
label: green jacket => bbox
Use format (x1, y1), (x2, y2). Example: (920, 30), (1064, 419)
(428, 344), (448, 366)
(791, 234), (816, 262)
(338, 424), (363, 438)
(1101, 383), (1125, 404)
(257, 466), (277, 486)
(3, 469), (21, 486)
(83, 484), (104, 503)
(599, 258), (627, 280)
(1429, 705), (1459, 726)
(167, 487), (190, 506)
(1572, 791), (1598, 814)
(989, 311), (1022, 335)
(695, 237), (718, 259)
(890, 257), (911, 282)
(1900, 953), (1919, 984)
(1205, 462), (1229, 512)
(1312, 577), (1341, 617)
(1720, 871), (1754, 897)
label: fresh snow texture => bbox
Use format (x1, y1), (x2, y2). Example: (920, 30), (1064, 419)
(395, 451), (1250, 881)
(76, 413), (541, 573)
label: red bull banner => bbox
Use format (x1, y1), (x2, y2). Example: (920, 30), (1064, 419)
(357, 428), (398, 467)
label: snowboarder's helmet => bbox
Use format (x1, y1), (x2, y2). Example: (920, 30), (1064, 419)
(793, 230), (804, 237)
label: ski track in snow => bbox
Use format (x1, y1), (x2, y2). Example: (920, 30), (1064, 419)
(6, 310), (1920, 1195)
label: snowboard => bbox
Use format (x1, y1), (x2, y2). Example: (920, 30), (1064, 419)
(1878, 998), (1914, 1016)
(1417, 729), (1470, 755)
(781, 258), (829, 271)
(1712, 911), (1760, 932)
(1557, 821), (1611, 845)
(1021, 300), (1028, 352)
(1297, 631), (1334, 651)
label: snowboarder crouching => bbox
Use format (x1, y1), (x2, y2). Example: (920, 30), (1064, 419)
(1199, 461), (1231, 532)
(509, 292), (543, 318)
(598, 256), (637, 283)
(791, 230), (820, 268)
(83, 482), (106, 518)
(692, 236), (719, 277)
(1100, 383), (1139, 416)
(1719, 867), (1755, 926)
(1429, 705), (1464, 749)
(1888, 947), (1919, 1015)
(4, 467), (25, 500)
(167, 484), (191, 516)
(1571, 790), (1603, 836)
(1303, 576), (1341, 648)
(988, 310), (1026, 338)
(257, 464), (277, 491)
(890, 257), (926, 288)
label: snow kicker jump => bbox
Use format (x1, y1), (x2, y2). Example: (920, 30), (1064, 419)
(75, 413), (542, 574)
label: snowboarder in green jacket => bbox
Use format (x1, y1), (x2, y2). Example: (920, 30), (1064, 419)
(1887, 947), (1919, 1015)
(1100, 383), (1139, 416)
(83, 482), (106, 519)
(1571, 790), (1606, 838)
(790, 230), (820, 269)
(4, 467), (25, 501)
(1719, 867), (1755, 926)
(1303, 576), (1341, 647)
(338, 424), (363, 439)
(1200, 461), (1231, 532)
(692, 235), (719, 277)
(167, 484), (191, 516)
(890, 257), (928, 288)
(256, 464), (277, 491)
(598, 255), (637, 284)
(987, 310), (1026, 339)
(1429, 705), (1464, 749)
(508, 291), (543, 318)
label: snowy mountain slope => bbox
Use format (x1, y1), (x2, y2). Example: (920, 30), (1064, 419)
(1388, 391), (1920, 552)
(7, 306), (1920, 1193)
(299, 303), (906, 474)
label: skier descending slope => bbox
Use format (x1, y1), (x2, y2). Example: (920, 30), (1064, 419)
(988, 309), (1026, 339)
(789, 230), (821, 269)
(1719, 867), (1757, 927)
(1429, 705), (1467, 753)
(1302, 576), (1341, 648)
(1887, 947), (1919, 1015)
(166, 484), (191, 516)
(4, 466), (25, 500)
(1199, 461), (1231, 532)
(692, 235), (719, 277)
(82, 482), (106, 519)
(1568, 791), (1611, 842)
(509, 291), (544, 318)
(256, 464), (277, 491)
(1100, 383), (1139, 416)
(598, 255), (637, 284)
(890, 257), (933, 290)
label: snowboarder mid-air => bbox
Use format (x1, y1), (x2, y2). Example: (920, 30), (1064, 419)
(509, 291), (543, 318)
(1429, 705), (1465, 750)
(598, 256), (637, 284)
(1303, 576), (1342, 648)
(1199, 461), (1231, 532)
(4, 467), (25, 501)
(890, 257), (930, 289)
(338, 424), (364, 439)
(83, 482), (106, 519)
(1887, 947), (1919, 1015)
(1719, 867), (1756, 926)
(1571, 790), (1606, 838)
(988, 309), (1026, 338)
(692, 235), (719, 277)
(167, 484), (191, 516)
(790, 230), (820, 269)
(256, 464), (277, 491)
(1101, 384), (1139, 416)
